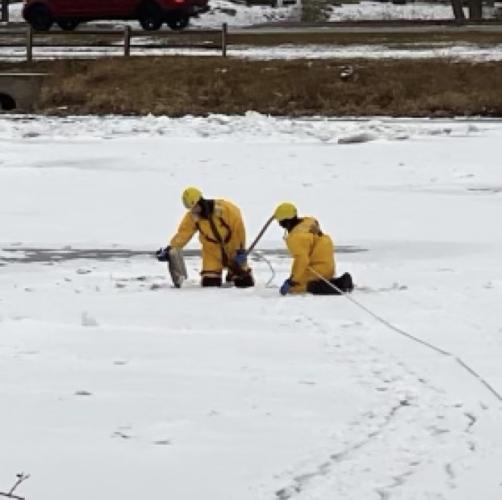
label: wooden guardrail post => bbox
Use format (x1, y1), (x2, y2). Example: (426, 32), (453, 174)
(124, 25), (131, 57)
(1, 0), (9, 23)
(26, 26), (33, 63)
(221, 22), (227, 57)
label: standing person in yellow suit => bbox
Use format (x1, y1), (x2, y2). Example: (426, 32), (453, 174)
(273, 202), (353, 295)
(157, 187), (254, 288)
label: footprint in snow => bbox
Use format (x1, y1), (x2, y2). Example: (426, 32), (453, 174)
(75, 390), (92, 396)
(153, 439), (171, 446)
(81, 311), (99, 327)
(112, 431), (132, 440)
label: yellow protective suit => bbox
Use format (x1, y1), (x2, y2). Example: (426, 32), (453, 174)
(284, 216), (336, 293)
(170, 199), (247, 278)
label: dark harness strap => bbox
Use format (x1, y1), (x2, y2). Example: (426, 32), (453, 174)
(195, 223), (215, 244)
(197, 212), (244, 275)
(207, 216), (231, 267)
(196, 217), (231, 245)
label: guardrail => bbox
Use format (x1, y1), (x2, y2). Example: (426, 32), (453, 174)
(0, 23), (228, 61)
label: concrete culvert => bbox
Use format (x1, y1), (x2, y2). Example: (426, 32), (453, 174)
(0, 93), (16, 111)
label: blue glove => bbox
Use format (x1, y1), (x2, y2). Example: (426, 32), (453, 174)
(155, 246), (171, 262)
(279, 279), (293, 296)
(234, 249), (247, 267)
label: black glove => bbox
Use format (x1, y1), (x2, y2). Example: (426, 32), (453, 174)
(156, 246), (171, 262)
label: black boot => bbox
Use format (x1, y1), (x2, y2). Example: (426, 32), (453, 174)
(201, 276), (222, 287)
(307, 272), (354, 295)
(234, 270), (255, 288)
(331, 272), (354, 293)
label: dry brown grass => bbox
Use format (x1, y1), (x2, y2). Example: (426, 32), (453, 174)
(3, 56), (502, 116)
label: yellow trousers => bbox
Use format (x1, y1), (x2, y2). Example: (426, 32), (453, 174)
(201, 241), (243, 277)
(291, 236), (335, 293)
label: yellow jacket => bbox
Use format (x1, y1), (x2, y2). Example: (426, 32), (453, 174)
(170, 199), (246, 255)
(285, 217), (335, 292)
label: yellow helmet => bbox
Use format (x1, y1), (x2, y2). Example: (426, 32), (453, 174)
(274, 202), (297, 221)
(182, 186), (202, 209)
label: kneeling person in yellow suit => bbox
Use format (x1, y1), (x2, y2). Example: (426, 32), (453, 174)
(157, 187), (254, 288)
(274, 202), (353, 295)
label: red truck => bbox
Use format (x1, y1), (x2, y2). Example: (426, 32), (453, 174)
(22, 0), (210, 31)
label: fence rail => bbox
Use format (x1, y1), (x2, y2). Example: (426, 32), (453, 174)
(0, 23), (228, 61)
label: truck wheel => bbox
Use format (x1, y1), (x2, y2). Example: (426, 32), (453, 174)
(166, 14), (189, 31)
(138, 3), (163, 31)
(57, 20), (80, 31)
(26, 4), (53, 31)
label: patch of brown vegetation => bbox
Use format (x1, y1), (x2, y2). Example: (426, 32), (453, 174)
(2, 56), (502, 116)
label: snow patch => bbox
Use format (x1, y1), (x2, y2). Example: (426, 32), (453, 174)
(0, 113), (491, 144)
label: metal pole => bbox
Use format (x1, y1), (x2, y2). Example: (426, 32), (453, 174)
(26, 26), (33, 63)
(221, 22), (227, 58)
(246, 216), (274, 256)
(123, 25), (131, 57)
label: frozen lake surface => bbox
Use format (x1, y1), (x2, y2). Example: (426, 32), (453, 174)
(1, 113), (502, 499)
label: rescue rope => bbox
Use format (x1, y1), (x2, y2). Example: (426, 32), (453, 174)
(245, 217), (277, 288)
(253, 251), (276, 287)
(308, 267), (502, 403)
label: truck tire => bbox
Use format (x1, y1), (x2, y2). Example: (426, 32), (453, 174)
(57, 20), (80, 31)
(26, 4), (53, 31)
(138, 2), (163, 31)
(166, 14), (189, 31)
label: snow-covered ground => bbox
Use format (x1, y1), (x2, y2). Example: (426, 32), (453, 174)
(4, 41), (502, 61)
(1, 113), (502, 499)
(234, 42), (502, 60)
(329, 1), (472, 22)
